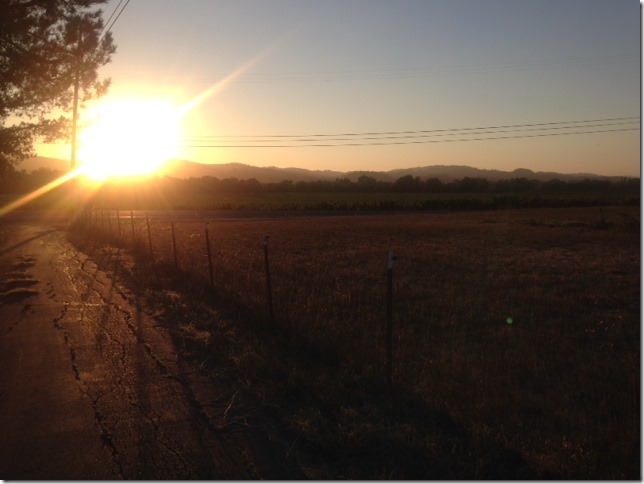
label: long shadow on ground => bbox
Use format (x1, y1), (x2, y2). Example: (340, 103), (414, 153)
(67, 228), (559, 480)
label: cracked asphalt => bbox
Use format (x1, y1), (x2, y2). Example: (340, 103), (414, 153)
(0, 221), (294, 479)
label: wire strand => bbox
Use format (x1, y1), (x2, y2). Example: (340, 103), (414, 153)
(98, 0), (131, 45)
(181, 117), (640, 148)
(98, 0), (124, 38)
(182, 127), (639, 148)
(183, 116), (639, 141)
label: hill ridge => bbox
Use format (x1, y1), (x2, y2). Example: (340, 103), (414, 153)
(17, 156), (635, 183)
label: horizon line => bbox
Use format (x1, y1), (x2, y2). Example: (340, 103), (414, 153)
(18, 156), (640, 179)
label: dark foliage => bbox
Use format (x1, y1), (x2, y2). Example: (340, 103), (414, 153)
(168, 173), (640, 195)
(0, 0), (115, 169)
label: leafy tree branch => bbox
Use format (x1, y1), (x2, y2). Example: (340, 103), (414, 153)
(0, 0), (116, 169)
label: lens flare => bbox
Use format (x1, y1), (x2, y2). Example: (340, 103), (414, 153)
(1, 37), (289, 218)
(77, 98), (181, 181)
(0, 169), (81, 217)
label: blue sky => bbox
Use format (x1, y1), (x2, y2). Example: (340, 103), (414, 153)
(46, 0), (641, 176)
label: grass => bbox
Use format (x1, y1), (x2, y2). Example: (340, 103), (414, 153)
(67, 205), (640, 479)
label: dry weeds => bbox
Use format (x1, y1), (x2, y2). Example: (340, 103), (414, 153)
(69, 205), (640, 479)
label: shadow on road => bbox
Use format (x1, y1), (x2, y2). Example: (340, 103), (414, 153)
(76, 248), (249, 478)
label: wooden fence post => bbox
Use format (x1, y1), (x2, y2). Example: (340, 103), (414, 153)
(204, 220), (215, 302)
(116, 209), (121, 239)
(386, 250), (396, 385)
(108, 208), (113, 238)
(263, 235), (274, 323)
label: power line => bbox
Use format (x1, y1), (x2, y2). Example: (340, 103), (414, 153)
(99, 0), (124, 38)
(184, 117), (639, 139)
(182, 127), (639, 148)
(181, 117), (640, 148)
(105, 0), (131, 32)
(98, 0), (131, 44)
(187, 122), (639, 144)
(185, 117), (639, 140)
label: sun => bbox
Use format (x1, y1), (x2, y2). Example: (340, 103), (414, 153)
(77, 98), (181, 181)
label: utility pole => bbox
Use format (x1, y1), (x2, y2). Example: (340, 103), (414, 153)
(70, 68), (79, 170)
(70, 25), (82, 171)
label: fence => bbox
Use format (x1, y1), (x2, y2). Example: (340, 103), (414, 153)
(71, 204), (641, 397)
(74, 206), (401, 382)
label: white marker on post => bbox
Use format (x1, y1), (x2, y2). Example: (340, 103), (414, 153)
(388, 251), (396, 269)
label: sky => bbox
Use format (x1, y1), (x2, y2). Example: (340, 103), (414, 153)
(40, 0), (641, 176)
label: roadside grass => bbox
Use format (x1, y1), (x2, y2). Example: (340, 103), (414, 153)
(67, 206), (640, 479)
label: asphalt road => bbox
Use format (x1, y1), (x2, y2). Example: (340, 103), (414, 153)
(0, 222), (297, 479)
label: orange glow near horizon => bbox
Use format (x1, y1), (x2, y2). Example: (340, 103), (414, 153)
(75, 53), (267, 183)
(0, 51), (275, 219)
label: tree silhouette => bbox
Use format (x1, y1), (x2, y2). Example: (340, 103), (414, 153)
(0, 0), (116, 171)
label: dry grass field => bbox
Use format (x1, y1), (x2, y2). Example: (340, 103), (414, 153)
(69, 205), (640, 479)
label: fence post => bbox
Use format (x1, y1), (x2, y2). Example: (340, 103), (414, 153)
(130, 210), (135, 245)
(204, 220), (215, 302)
(263, 235), (274, 323)
(146, 213), (154, 261)
(386, 250), (396, 385)
(108, 208), (113, 238)
(116, 209), (121, 239)
(171, 221), (178, 269)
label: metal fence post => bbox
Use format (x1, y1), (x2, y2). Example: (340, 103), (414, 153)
(263, 235), (274, 323)
(130, 210), (135, 244)
(171, 221), (178, 269)
(204, 220), (215, 302)
(146, 213), (154, 261)
(386, 250), (396, 385)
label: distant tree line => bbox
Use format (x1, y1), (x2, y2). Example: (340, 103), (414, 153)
(168, 174), (640, 194)
(0, 169), (639, 196)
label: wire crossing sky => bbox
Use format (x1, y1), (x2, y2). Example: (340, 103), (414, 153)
(98, 0), (132, 43)
(43, 0), (640, 176)
(182, 117), (640, 146)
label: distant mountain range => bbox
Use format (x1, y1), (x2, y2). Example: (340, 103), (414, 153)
(18, 156), (636, 183)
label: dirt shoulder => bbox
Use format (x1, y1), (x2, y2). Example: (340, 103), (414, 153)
(0, 222), (302, 479)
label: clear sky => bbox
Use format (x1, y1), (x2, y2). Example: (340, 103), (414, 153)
(41, 0), (641, 176)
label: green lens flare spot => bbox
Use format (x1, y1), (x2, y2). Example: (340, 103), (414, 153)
(506, 317), (514, 325)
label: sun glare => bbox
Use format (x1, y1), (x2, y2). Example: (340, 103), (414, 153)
(78, 98), (181, 181)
